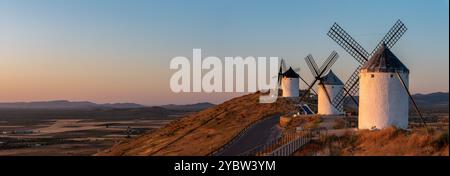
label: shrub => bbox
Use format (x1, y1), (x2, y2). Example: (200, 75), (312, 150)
(433, 131), (449, 149)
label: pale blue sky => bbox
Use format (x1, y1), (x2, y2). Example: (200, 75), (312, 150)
(0, 0), (448, 105)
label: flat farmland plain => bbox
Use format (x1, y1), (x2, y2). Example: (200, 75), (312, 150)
(0, 108), (188, 156)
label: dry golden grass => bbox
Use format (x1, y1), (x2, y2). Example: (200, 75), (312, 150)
(351, 127), (449, 156)
(283, 115), (322, 130)
(296, 126), (449, 156)
(96, 92), (296, 156)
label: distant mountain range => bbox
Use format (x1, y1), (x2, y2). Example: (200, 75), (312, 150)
(0, 92), (446, 112)
(0, 100), (215, 112)
(411, 92), (448, 106)
(0, 100), (145, 109)
(411, 92), (448, 112)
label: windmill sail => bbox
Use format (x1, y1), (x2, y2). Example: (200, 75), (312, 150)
(327, 20), (407, 112)
(300, 51), (338, 104)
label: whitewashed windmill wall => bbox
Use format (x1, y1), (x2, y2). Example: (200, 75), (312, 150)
(358, 45), (409, 130)
(318, 70), (344, 115)
(281, 67), (300, 97)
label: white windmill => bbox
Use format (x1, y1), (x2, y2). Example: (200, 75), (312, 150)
(275, 59), (316, 98)
(359, 43), (411, 129)
(327, 20), (426, 129)
(281, 67), (300, 97)
(300, 51), (343, 115)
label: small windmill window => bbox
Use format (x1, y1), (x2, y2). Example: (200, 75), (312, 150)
(390, 74), (394, 78)
(371, 74), (374, 78)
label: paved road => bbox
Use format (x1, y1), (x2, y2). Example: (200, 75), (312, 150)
(219, 115), (281, 156)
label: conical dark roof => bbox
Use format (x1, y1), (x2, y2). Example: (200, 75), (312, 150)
(282, 67), (299, 78)
(320, 70), (343, 85)
(361, 44), (409, 73)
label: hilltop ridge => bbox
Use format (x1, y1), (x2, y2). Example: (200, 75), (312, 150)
(97, 92), (296, 156)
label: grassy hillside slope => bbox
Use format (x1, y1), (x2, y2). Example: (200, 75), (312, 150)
(97, 92), (296, 156)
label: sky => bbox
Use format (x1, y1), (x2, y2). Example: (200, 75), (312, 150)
(0, 0), (448, 105)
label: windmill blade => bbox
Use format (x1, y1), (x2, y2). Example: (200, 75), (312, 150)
(332, 85), (359, 112)
(318, 51), (339, 77)
(327, 22), (367, 111)
(295, 67), (319, 94)
(305, 58), (317, 77)
(277, 67), (282, 86)
(319, 51), (338, 74)
(299, 76), (318, 95)
(308, 55), (320, 75)
(276, 59), (284, 87)
(273, 74), (282, 86)
(277, 74), (282, 87)
(370, 20), (407, 56)
(331, 66), (361, 111)
(305, 54), (319, 77)
(318, 52), (334, 74)
(321, 56), (338, 77)
(295, 67), (320, 94)
(292, 66), (319, 95)
(280, 58), (287, 72)
(299, 78), (320, 102)
(328, 23), (370, 64)
(395, 72), (427, 128)
(319, 83), (333, 105)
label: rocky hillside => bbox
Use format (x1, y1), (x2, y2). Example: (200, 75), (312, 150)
(96, 92), (296, 156)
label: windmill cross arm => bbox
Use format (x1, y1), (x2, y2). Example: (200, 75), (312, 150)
(299, 76), (318, 95)
(319, 51), (339, 76)
(327, 23), (369, 65)
(370, 20), (407, 57)
(305, 54), (320, 77)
